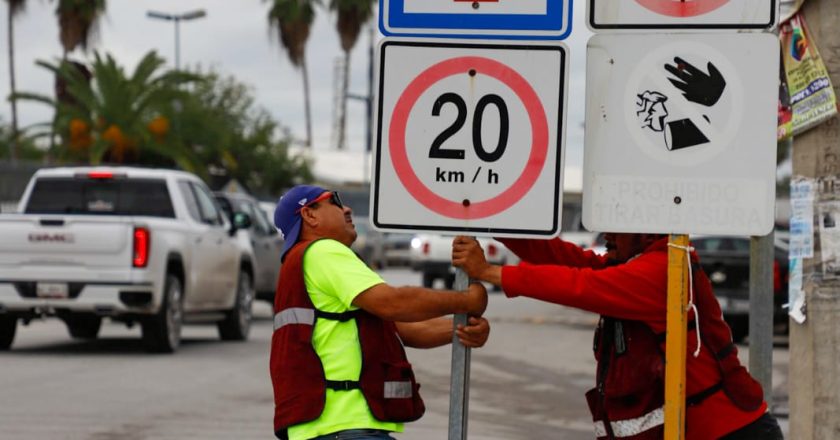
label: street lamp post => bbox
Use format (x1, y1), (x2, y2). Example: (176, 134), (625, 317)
(146, 9), (207, 71)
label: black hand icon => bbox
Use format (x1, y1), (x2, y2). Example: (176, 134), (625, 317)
(664, 57), (726, 107)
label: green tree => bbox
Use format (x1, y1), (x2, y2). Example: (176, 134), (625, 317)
(13, 51), (200, 166)
(4, 0), (26, 162)
(267, 0), (319, 148)
(329, 0), (374, 150)
(0, 116), (44, 161)
(170, 70), (312, 195)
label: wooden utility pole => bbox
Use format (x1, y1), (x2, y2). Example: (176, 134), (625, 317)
(789, 0), (840, 438)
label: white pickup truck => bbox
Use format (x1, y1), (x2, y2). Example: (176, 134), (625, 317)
(409, 234), (517, 289)
(0, 167), (256, 353)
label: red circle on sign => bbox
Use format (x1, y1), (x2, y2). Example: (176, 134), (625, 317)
(389, 56), (549, 220)
(635, 0), (729, 17)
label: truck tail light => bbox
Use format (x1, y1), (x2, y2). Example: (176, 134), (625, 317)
(487, 243), (498, 257)
(87, 171), (114, 179)
(133, 227), (150, 268)
(422, 242), (430, 255)
(773, 259), (782, 294)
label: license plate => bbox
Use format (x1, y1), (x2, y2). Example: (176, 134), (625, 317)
(729, 299), (751, 313)
(37, 283), (69, 298)
(718, 297), (750, 313)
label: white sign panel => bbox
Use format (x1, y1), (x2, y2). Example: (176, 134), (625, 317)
(588, 0), (778, 31)
(373, 39), (568, 237)
(583, 33), (779, 236)
(379, 0), (573, 40)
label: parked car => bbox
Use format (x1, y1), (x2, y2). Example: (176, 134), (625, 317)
(0, 167), (255, 353)
(586, 232), (607, 255)
(692, 235), (789, 343)
(382, 233), (413, 267)
(563, 230), (600, 252)
(214, 192), (284, 303)
(259, 201), (280, 231)
(350, 217), (386, 268)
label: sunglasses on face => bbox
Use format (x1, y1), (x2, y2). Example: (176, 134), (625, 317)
(301, 191), (344, 211)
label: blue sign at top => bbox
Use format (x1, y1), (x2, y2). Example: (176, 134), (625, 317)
(379, 0), (573, 40)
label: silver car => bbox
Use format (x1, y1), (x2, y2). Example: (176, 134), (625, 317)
(214, 193), (283, 303)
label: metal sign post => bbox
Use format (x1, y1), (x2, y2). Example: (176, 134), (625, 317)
(749, 233), (775, 400)
(448, 267), (471, 440)
(664, 234), (690, 440)
(372, 37), (568, 440)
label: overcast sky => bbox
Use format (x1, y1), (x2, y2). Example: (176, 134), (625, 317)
(0, 0), (590, 171)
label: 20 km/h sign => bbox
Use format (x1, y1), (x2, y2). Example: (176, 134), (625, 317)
(582, 33), (779, 236)
(588, 0), (778, 30)
(372, 39), (568, 237)
(379, 0), (573, 40)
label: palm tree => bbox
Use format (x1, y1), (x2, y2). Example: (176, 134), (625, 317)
(5, 0), (26, 163)
(329, 0), (374, 150)
(13, 51), (201, 166)
(267, 0), (319, 148)
(42, 0), (106, 161)
(54, 0), (107, 56)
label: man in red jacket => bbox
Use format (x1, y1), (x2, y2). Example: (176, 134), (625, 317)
(452, 233), (783, 440)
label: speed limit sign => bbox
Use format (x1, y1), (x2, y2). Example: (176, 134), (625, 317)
(371, 38), (568, 237)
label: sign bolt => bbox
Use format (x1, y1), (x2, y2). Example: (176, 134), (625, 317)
(472, 1), (480, 10)
(674, 196), (682, 205)
(469, 69), (477, 77)
(462, 199), (471, 207)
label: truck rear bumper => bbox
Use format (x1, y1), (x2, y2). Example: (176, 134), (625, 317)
(0, 280), (158, 315)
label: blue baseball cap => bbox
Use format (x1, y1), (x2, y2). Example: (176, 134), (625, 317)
(274, 184), (328, 260)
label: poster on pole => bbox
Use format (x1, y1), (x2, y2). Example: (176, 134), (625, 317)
(372, 38), (568, 237)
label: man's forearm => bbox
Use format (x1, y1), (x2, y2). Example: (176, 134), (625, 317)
(478, 265), (503, 286)
(354, 285), (473, 322)
(388, 286), (473, 321)
(396, 318), (454, 348)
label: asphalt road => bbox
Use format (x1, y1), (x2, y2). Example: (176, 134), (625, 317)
(0, 268), (789, 439)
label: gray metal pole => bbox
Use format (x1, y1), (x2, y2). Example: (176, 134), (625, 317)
(749, 232), (774, 403)
(448, 267), (471, 440)
(366, 25), (374, 153)
(174, 18), (181, 71)
(7, 6), (18, 164)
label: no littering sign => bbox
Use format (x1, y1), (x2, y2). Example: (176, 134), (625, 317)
(372, 39), (568, 237)
(582, 33), (779, 236)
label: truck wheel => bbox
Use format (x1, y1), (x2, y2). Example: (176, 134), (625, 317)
(218, 271), (253, 341)
(0, 315), (16, 350)
(142, 274), (183, 353)
(444, 274), (455, 290)
(422, 272), (435, 288)
(726, 316), (748, 344)
(64, 315), (102, 339)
